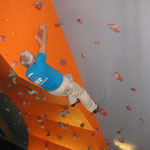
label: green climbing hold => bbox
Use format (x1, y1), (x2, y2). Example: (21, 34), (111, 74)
(58, 122), (64, 128)
(47, 133), (50, 137)
(60, 111), (65, 114)
(35, 96), (40, 100)
(88, 147), (92, 150)
(6, 84), (11, 88)
(80, 123), (85, 128)
(57, 137), (61, 140)
(11, 77), (16, 84)
(102, 148), (106, 150)
(91, 133), (95, 136)
(64, 110), (69, 114)
(28, 90), (38, 95)
(18, 91), (23, 95)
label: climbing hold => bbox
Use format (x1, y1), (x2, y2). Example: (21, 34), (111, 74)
(0, 35), (6, 41)
(81, 53), (86, 58)
(18, 111), (22, 115)
(18, 91), (23, 95)
(91, 133), (95, 136)
(12, 61), (18, 67)
(114, 72), (123, 82)
(22, 101), (26, 107)
(131, 88), (136, 92)
(73, 135), (77, 140)
(6, 108), (10, 112)
(26, 126), (30, 131)
(77, 18), (83, 24)
(35, 96), (40, 100)
(28, 90), (38, 95)
(44, 145), (48, 150)
(119, 137), (125, 143)
(43, 97), (46, 101)
(117, 130), (121, 134)
(80, 123), (85, 128)
(99, 108), (107, 116)
(8, 69), (15, 77)
(60, 111), (65, 114)
(14, 123), (17, 126)
(95, 41), (100, 45)
(57, 137), (61, 140)
(95, 128), (99, 132)
(35, 1), (44, 10)
(41, 124), (44, 129)
(18, 120), (21, 123)
(25, 113), (29, 118)
(6, 84), (11, 88)
(108, 24), (120, 33)
(64, 110), (69, 114)
(88, 147), (92, 150)
(11, 77), (16, 84)
(106, 139), (111, 146)
(64, 125), (68, 130)
(139, 118), (144, 122)
(59, 59), (66, 65)
(58, 122), (64, 128)
(126, 105), (132, 111)
(44, 114), (48, 119)
(38, 116), (43, 122)
(62, 114), (66, 118)
(54, 23), (61, 27)
(64, 96), (69, 100)
(47, 133), (50, 137)
(102, 148), (106, 150)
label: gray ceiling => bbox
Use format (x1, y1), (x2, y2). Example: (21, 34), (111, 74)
(52, 0), (150, 149)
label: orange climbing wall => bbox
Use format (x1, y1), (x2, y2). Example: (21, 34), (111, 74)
(0, 0), (107, 150)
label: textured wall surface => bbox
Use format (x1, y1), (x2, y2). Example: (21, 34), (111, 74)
(52, 0), (150, 149)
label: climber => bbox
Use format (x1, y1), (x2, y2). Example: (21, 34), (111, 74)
(19, 24), (99, 113)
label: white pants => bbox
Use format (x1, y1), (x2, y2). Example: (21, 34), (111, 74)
(49, 74), (97, 112)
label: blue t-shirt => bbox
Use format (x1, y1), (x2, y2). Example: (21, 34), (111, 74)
(26, 52), (63, 92)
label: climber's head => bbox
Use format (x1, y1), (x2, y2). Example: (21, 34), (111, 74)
(19, 50), (35, 68)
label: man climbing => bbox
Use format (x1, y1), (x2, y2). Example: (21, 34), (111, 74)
(19, 24), (99, 113)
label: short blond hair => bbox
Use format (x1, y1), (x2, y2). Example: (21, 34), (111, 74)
(19, 50), (35, 68)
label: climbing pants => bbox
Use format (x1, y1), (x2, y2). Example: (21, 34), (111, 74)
(49, 75), (97, 112)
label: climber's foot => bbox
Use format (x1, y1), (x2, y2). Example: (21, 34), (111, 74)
(71, 98), (80, 107)
(93, 105), (99, 114)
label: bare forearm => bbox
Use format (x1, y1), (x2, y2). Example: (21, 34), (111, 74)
(39, 26), (47, 53)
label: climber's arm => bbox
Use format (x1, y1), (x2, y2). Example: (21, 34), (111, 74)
(39, 24), (47, 54)
(35, 24), (47, 54)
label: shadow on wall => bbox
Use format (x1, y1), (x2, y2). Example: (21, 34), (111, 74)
(0, 92), (28, 150)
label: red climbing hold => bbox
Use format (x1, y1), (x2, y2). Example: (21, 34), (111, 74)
(106, 139), (111, 146)
(139, 118), (144, 122)
(114, 72), (123, 82)
(81, 53), (86, 58)
(126, 105), (132, 111)
(131, 88), (136, 92)
(77, 18), (83, 24)
(0, 35), (6, 41)
(117, 130), (121, 134)
(35, 1), (44, 10)
(95, 41), (100, 45)
(59, 59), (66, 65)
(108, 24), (120, 33)
(54, 23), (61, 27)
(119, 138), (125, 143)
(98, 108), (107, 116)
